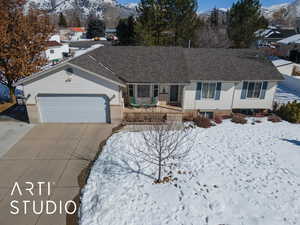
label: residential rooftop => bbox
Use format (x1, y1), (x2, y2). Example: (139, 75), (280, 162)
(69, 46), (283, 83)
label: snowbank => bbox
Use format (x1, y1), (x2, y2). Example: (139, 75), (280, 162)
(80, 119), (300, 225)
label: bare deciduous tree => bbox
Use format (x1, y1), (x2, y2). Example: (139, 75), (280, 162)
(130, 123), (195, 182)
(0, 0), (54, 98)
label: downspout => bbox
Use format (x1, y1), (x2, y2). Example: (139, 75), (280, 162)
(231, 82), (237, 112)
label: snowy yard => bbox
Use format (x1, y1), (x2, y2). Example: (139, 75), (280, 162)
(80, 119), (300, 225)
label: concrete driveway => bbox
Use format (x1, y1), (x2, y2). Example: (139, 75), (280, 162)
(0, 124), (113, 225)
(0, 122), (34, 158)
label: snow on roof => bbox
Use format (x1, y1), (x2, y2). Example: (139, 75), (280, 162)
(278, 34), (300, 44)
(272, 59), (293, 67)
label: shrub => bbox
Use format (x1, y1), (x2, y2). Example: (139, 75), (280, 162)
(231, 114), (247, 124)
(268, 114), (282, 123)
(275, 101), (300, 123)
(214, 115), (223, 124)
(193, 116), (212, 128)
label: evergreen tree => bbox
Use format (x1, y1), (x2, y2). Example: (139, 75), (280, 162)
(58, 12), (67, 27)
(116, 16), (136, 45)
(136, 0), (169, 45)
(86, 18), (105, 39)
(210, 7), (219, 27)
(227, 0), (268, 48)
(169, 0), (199, 47)
(136, 0), (199, 47)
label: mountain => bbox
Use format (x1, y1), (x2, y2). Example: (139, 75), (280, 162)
(287, 0), (300, 18)
(262, 3), (289, 19)
(29, 0), (137, 21)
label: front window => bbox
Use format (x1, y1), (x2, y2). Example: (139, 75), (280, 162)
(246, 82), (263, 98)
(50, 49), (54, 54)
(137, 85), (150, 98)
(153, 85), (159, 97)
(128, 85), (134, 97)
(202, 83), (217, 99)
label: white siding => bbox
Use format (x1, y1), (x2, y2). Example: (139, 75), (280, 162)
(183, 82), (235, 110)
(45, 44), (69, 61)
(232, 81), (277, 109)
(71, 32), (84, 41)
(23, 67), (121, 106)
(182, 81), (278, 110)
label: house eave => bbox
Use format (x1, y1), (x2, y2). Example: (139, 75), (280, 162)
(13, 62), (126, 88)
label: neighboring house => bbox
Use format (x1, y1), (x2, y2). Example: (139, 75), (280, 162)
(58, 28), (72, 41)
(69, 27), (86, 41)
(276, 35), (300, 62)
(45, 35), (70, 63)
(14, 47), (283, 124)
(44, 41), (70, 63)
(257, 26), (297, 47)
(272, 58), (300, 93)
(105, 28), (116, 36)
(271, 58), (298, 75)
(277, 34), (300, 45)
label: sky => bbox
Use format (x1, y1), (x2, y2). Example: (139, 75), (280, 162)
(118, 0), (294, 12)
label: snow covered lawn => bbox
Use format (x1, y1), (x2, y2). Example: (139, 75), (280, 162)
(80, 119), (300, 225)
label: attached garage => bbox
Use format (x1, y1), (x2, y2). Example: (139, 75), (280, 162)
(14, 62), (125, 124)
(38, 94), (109, 123)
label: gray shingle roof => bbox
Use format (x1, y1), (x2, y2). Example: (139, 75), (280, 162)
(69, 46), (283, 83)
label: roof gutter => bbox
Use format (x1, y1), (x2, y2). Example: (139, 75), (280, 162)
(14, 61), (126, 88)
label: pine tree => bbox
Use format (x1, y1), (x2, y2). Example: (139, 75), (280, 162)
(58, 12), (67, 27)
(210, 7), (219, 27)
(136, 0), (199, 47)
(86, 17), (105, 39)
(116, 16), (136, 45)
(227, 0), (268, 48)
(0, 0), (54, 99)
(169, 0), (200, 47)
(136, 0), (169, 45)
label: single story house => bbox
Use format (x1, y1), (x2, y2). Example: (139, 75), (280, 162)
(14, 47), (283, 124)
(69, 27), (86, 41)
(44, 35), (70, 63)
(256, 27), (297, 47)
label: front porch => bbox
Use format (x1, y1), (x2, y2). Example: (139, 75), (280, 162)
(123, 84), (184, 107)
(122, 84), (184, 123)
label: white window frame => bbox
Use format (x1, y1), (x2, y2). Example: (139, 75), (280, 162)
(245, 82), (263, 99)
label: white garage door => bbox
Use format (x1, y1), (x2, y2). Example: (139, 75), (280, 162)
(38, 94), (109, 123)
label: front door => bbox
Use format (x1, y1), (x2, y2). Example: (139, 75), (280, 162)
(170, 85), (179, 103)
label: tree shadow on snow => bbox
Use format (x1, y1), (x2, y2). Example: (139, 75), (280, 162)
(102, 158), (155, 180)
(282, 138), (300, 147)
